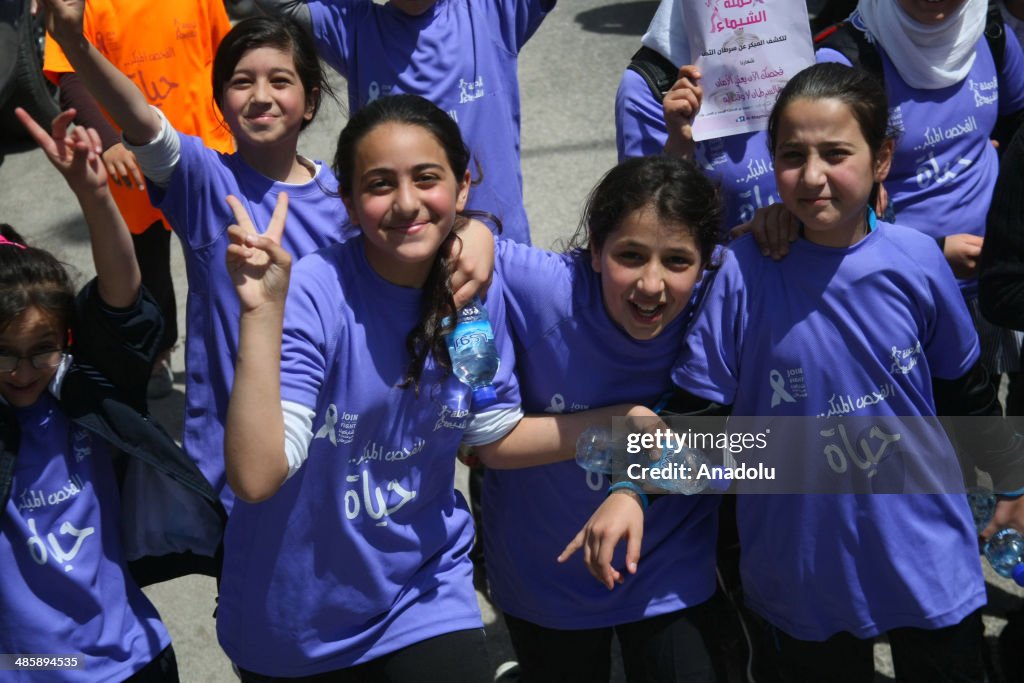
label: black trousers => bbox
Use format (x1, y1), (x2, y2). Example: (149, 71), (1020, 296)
(124, 645), (179, 682)
(757, 608), (986, 683)
(504, 605), (717, 683)
(237, 628), (490, 683)
(131, 220), (177, 355)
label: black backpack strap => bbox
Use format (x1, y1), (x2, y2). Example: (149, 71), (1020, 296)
(814, 20), (884, 83)
(985, 0), (1007, 70)
(627, 46), (679, 103)
(0, 416), (17, 518)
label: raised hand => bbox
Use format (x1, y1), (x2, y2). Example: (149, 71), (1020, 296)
(38, 0), (85, 46)
(16, 107), (107, 195)
(225, 193), (292, 313)
(102, 143), (147, 191)
(663, 65), (702, 158)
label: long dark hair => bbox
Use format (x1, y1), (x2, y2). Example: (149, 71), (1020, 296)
(333, 94), (475, 392)
(0, 224), (75, 337)
(567, 155), (722, 268)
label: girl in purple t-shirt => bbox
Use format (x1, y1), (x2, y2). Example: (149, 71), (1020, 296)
(0, 111), (175, 681)
(220, 94), (525, 680)
(484, 156), (724, 681)
(565, 63), (1024, 681)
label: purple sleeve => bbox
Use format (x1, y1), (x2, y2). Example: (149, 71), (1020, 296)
(148, 134), (232, 248)
(279, 253), (335, 410)
(615, 68), (668, 161)
(670, 248), (745, 405)
(911, 237), (981, 379)
(484, 0), (554, 54)
(998, 23), (1024, 115)
(814, 46), (853, 66)
(308, 0), (363, 77)
(495, 240), (573, 347)
(479, 267), (522, 412)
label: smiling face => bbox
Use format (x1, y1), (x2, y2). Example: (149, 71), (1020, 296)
(343, 122), (470, 287)
(220, 46), (315, 156)
(590, 205), (703, 341)
(897, 0), (969, 24)
(774, 97), (892, 248)
(0, 306), (65, 408)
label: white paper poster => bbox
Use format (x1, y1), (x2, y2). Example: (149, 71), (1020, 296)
(685, 0), (816, 140)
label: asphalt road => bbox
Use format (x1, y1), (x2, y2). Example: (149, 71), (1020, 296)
(2, 1), (1022, 681)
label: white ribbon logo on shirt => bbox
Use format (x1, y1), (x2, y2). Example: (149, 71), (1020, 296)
(769, 369), (796, 407)
(545, 394), (566, 414)
(314, 404), (339, 445)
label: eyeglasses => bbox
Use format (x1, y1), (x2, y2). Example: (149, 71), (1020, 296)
(0, 349), (65, 373)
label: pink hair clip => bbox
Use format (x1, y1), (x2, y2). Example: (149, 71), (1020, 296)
(0, 235), (27, 250)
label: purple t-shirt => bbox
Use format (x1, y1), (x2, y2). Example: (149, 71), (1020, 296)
(485, 241), (719, 629)
(216, 238), (521, 675)
(0, 394), (169, 681)
(150, 134), (354, 512)
(308, 0), (554, 245)
(671, 225), (984, 640)
(615, 67), (779, 235)
(819, 18), (1024, 294)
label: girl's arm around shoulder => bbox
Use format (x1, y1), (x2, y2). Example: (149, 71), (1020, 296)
(224, 194), (294, 502)
(450, 218), (496, 308)
(471, 404), (664, 469)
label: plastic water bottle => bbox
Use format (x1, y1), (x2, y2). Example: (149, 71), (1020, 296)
(650, 445), (713, 495)
(575, 426), (618, 474)
(984, 528), (1024, 586)
(445, 296), (499, 409)
(967, 487), (1024, 586)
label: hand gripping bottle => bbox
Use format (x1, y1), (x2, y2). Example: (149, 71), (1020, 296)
(985, 528), (1024, 587)
(445, 296), (499, 409)
(967, 487), (1024, 586)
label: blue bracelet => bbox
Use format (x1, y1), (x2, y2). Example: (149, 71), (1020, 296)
(608, 481), (649, 510)
(998, 485), (1024, 500)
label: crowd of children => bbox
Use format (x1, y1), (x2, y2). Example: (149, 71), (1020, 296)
(3, 0), (1024, 681)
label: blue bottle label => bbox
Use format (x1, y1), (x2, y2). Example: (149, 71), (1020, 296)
(451, 321), (495, 350)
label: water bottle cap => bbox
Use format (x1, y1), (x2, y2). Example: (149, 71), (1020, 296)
(1013, 563), (1024, 587)
(472, 385), (498, 410)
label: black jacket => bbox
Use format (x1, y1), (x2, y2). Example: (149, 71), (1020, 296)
(0, 280), (225, 587)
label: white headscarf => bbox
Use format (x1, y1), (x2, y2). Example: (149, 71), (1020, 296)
(641, 0), (689, 67)
(855, 0), (988, 90)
